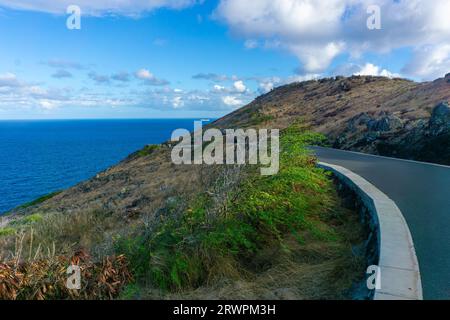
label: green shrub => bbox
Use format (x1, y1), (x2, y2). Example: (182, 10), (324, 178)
(23, 213), (44, 224)
(0, 227), (16, 237)
(248, 113), (275, 126)
(116, 124), (337, 292)
(137, 144), (160, 157)
(19, 191), (61, 209)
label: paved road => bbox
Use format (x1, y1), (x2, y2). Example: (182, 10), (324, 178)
(311, 146), (450, 300)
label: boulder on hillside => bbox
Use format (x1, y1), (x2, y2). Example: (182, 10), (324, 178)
(347, 112), (372, 132)
(429, 102), (450, 135)
(367, 115), (403, 132)
(445, 73), (450, 83)
(339, 81), (352, 92)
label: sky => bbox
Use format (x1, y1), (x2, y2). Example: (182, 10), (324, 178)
(0, 0), (449, 119)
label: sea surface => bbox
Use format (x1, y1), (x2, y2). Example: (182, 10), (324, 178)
(0, 119), (201, 214)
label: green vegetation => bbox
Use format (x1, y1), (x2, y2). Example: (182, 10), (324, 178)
(137, 144), (160, 157)
(248, 112), (275, 126)
(0, 122), (363, 300)
(0, 228), (15, 238)
(22, 213), (44, 224)
(18, 191), (61, 209)
(10, 213), (44, 228)
(115, 123), (340, 292)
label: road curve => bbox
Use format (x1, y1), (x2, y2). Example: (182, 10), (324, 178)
(311, 146), (450, 300)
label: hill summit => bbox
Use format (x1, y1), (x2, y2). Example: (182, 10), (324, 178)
(215, 74), (450, 165)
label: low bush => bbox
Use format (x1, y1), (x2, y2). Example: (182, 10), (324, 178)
(115, 124), (339, 292)
(18, 191), (61, 209)
(137, 144), (160, 157)
(0, 228), (15, 238)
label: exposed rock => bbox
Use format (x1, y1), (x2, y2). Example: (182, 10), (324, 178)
(429, 102), (450, 136)
(365, 131), (380, 143)
(347, 112), (372, 132)
(333, 135), (348, 148)
(367, 115), (403, 132)
(339, 81), (352, 92)
(445, 73), (450, 83)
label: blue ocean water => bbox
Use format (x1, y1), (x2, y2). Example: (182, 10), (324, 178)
(0, 119), (200, 214)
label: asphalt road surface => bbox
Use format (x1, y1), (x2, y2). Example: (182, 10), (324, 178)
(311, 146), (450, 300)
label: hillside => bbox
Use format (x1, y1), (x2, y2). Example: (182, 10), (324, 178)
(215, 74), (450, 165)
(1, 74), (449, 300)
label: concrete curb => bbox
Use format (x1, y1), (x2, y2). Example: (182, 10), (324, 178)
(318, 162), (423, 300)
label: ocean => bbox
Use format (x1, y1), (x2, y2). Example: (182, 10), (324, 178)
(0, 119), (201, 214)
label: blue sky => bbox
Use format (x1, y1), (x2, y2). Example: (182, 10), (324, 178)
(0, 0), (449, 119)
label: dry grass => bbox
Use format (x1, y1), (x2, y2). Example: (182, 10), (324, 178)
(0, 211), (132, 300)
(0, 209), (122, 263)
(138, 204), (365, 300)
(0, 250), (131, 300)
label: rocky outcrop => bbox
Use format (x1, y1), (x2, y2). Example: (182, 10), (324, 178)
(373, 102), (450, 163)
(334, 101), (450, 164)
(347, 113), (372, 132)
(429, 102), (450, 136)
(367, 114), (403, 132)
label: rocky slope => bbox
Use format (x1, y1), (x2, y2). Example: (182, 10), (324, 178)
(214, 73), (450, 165)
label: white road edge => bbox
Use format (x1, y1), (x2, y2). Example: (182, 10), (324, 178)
(318, 162), (423, 300)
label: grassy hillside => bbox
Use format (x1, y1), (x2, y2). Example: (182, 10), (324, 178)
(4, 73), (446, 299)
(0, 124), (365, 300)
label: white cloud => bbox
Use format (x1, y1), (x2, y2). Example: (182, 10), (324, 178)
(286, 73), (320, 83)
(211, 81), (249, 94)
(354, 63), (399, 78)
(233, 80), (246, 93)
(222, 95), (243, 107)
(258, 82), (274, 94)
(136, 69), (154, 80)
(290, 42), (344, 74)
(213, 84), (226, 93)
(403, 45), (450, 80)
(172, 96), (184, 108)
(0, 73), (136, 112)
(135, 69), (169, 86)
(0, 0), (199, 16)
(39, 100), (58, 110)
(0, 72), (21, 87)
(216, 0), (450, 79)
(244, 39), (258, 49)
(332, 62), (400, 78)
